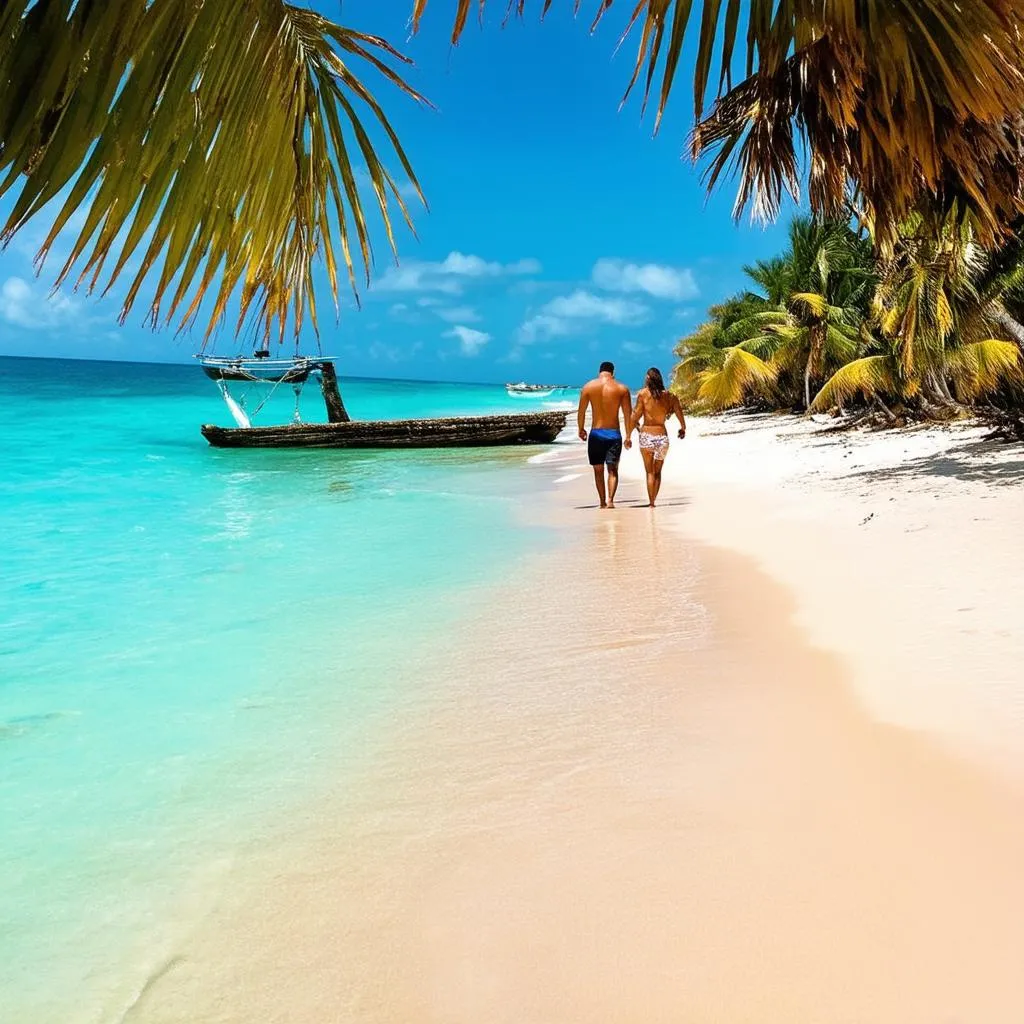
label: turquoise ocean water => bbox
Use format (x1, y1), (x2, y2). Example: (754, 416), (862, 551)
(0, 356), (573, 1022)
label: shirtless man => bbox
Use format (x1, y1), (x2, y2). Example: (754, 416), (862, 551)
(577, 361), (632, 509)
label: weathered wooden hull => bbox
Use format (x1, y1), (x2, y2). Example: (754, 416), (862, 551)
(200, 411), (568, 449)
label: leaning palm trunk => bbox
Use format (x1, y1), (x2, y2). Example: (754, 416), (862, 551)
(992, 309), (1024, 352)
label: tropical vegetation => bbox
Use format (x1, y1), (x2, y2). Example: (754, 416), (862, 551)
(3, 1), (1024, 344)
(673, 215), (1024, 423)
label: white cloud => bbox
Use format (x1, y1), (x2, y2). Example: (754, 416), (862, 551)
(372, 251), (542, 295)
(435, 305), (481, 324)
(517, 289), (649, 343)
(592, 258), (699, 301)
(438, 252), (500, 276)
(517, 314), (574, 343)
(374, 264), (463, 295)
(507, 257), (543, 275)
(544, 291), (648, 322)
(445, 325), (491, 356)
(0, 277), (80, 330)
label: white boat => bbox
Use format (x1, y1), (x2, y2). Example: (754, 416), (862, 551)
(505, 381), (571, 397)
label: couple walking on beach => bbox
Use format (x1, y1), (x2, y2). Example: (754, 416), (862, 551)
(577, 360), (686, 509)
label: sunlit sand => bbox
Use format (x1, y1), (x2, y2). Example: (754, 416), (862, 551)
(129, 425), (1024, 1023)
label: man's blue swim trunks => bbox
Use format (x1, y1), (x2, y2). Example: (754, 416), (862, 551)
(588, 428), (622, 467)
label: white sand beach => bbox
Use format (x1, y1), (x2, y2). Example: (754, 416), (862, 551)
(128, 414), (1024, 1024)
(611, 413), (1024, 783)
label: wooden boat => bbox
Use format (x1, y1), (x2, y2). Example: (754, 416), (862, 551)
(201, 410), (568, 449)
(197, 354), (567, 449)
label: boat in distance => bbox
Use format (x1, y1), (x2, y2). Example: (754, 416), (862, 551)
(505, 381), (574, 397)
(201, 410), (568, 449)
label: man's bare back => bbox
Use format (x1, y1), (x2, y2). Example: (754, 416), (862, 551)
(577, 363), (632, 509)
(580, 375), (631, 431)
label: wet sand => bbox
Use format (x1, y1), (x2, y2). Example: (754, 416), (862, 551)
(128, 453), (1024, 1023)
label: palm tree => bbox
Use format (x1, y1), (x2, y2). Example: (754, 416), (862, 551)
(731, 218), (874, 408)
(770, 292), (863, 411)
(0, 2), (427, 343)
(811, 218), (1024, 415)
(809, 332), (1022, 416)
(674, 217), (874, 412)
(673, 292), (781, 410)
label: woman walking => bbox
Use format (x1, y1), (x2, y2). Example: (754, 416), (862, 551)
(629, 367), (686, 508)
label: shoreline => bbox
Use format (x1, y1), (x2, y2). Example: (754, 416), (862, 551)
(124, 426), (1024, 1022)
(608, 411), (1024, 785)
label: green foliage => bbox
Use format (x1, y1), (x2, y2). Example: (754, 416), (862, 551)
(676, 216), (875, 411)
(674, 213), (1024, 419)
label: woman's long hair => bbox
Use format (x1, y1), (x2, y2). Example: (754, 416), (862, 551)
(645, 367), (666, 399)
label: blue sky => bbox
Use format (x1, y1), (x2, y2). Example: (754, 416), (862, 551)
(0, 2), (797, 384)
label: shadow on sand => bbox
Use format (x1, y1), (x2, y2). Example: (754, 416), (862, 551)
(843, 438), (1024, 488)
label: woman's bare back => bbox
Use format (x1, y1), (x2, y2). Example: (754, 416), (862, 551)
(634, 387), (674, 431)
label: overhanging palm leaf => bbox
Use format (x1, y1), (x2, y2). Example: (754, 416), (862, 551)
(419, 2), (1024, 247)
(0, 1), (427, 343)
(809, 355), (901, 413)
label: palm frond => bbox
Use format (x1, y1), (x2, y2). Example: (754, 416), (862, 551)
(690, 9), (1024, 249)
(738, 331), (784, 359)
(696, 344), (777, 411)
(0, 1), (428, 344)
(810, 355), (899, 412)
(723, 309), (788, 343)
(790, 291), (828, 317)
(743, 255), (791, 304)
(946, 339), (1022, 401)
(823, 322), (860, 365)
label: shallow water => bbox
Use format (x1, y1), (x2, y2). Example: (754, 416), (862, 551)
(0, 356), (569, 1022)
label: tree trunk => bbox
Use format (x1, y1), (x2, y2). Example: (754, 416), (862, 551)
(992, 308), (1024, 352)
(804, 327), (824, 411)
(874, 396), (898, 423)
(317, 361), (350, 423)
